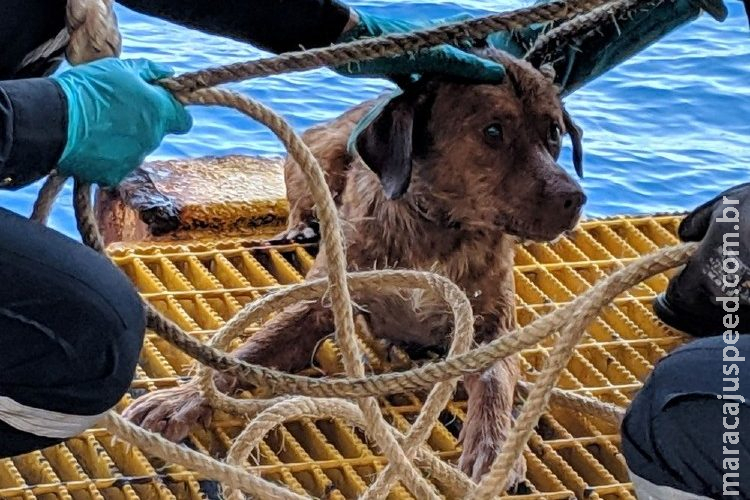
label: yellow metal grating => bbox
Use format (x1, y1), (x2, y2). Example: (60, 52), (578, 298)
(0, 215), (690, 500)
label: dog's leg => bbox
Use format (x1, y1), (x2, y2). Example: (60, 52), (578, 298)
(123, 301), (332, 442)
(269, 160), (320, 243)
(363, 292), (527, 487)
(271, 103), (373, 244)
(271, 156), (320, 243)
(458, 353), (526, 487)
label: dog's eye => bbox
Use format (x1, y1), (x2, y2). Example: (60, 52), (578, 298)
(483, 124), (503, 145)
(547, 124), (562, 155)
(548, 124), (561, 147)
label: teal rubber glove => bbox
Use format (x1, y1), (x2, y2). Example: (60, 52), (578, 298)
(336, 11), (505, 83)
(484, 0), (727, 95)
(51, 58), (193, 187)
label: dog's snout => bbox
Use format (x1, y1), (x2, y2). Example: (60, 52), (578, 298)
(542, 181), (586, 234)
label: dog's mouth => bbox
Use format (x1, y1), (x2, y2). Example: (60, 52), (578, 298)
(494, 213), (580, 242)
(410, 196), (581, 241)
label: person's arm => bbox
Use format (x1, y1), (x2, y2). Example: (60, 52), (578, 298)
(117, 0), (353, 53)
(487, 0), (729, 95)
(0, 0), (70, 189)
(0, 59), (193, 191)
(0, 0), (67, 79)
(0, 79), (68, 189)
(117, 0), (505, 82)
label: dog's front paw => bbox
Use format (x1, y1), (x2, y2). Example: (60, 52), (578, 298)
(507, 454), (528, 492)
(268, 220), (320, 244)
(122, 382), (212, 443)
(457, 428), (497, 481)
(458, 429), (527, 488)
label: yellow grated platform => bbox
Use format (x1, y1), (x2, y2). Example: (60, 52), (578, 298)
(0, 215), (691, 500)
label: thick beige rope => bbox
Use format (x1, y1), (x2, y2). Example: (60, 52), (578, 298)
(141, 246), (696, 399)
(518, 381), (626, 426)
(45, 1), (695, 497)
(78, 89), (694, 497)
(102, 413), (307, 500)
(31, 174), (68, 224)
(472, 243), (692, 497)
(162, 0), (617, 94)
(223, 398), (475, 500)
(525, 0), (659, 65)
(189, 89), (440, 500)
(196, 236), (477, 499)
(66, 0), (121, 64)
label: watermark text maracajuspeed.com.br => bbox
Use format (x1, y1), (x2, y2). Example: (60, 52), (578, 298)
(718, 196), (743, 496)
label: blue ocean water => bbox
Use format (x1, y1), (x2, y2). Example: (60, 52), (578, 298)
(5, 1), (749, 237)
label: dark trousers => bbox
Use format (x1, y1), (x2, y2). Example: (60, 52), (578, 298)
(0, 207), (145, 457)
(622, 335), (750, 498)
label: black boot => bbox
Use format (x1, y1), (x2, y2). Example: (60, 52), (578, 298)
(653, 183), (750, 337)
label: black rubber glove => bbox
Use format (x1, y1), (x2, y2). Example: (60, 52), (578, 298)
(654, 183), (750, 337)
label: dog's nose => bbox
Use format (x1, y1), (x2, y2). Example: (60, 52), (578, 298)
(554, 190), (587, 214)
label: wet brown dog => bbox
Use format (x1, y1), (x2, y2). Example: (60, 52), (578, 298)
(124, 49), (586, 486)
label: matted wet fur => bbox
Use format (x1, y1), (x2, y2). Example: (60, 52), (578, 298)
(124, 48), (586, 488)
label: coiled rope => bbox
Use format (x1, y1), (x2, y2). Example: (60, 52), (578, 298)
(34, 1), (697, 497)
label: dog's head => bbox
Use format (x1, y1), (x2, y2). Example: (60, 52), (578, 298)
(351, 49), (585, 241)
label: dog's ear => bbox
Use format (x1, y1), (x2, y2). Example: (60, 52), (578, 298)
(562, 109), (584, 178)
(348, 89), (424, 200)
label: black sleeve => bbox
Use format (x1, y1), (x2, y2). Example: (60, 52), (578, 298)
(117, 0), (352, 54)
(0, 0), (67, 79)
(0, 79), (67, 190)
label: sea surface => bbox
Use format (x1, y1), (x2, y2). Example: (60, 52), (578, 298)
(5, 1), (749, 237)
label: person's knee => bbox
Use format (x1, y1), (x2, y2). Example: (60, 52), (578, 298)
(0, 263), (145, 450)
(80, 264), (145, 411)
(0, 213), (145, 441)
(15, 252), (146, 414)
(622, 336), (750, 498)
